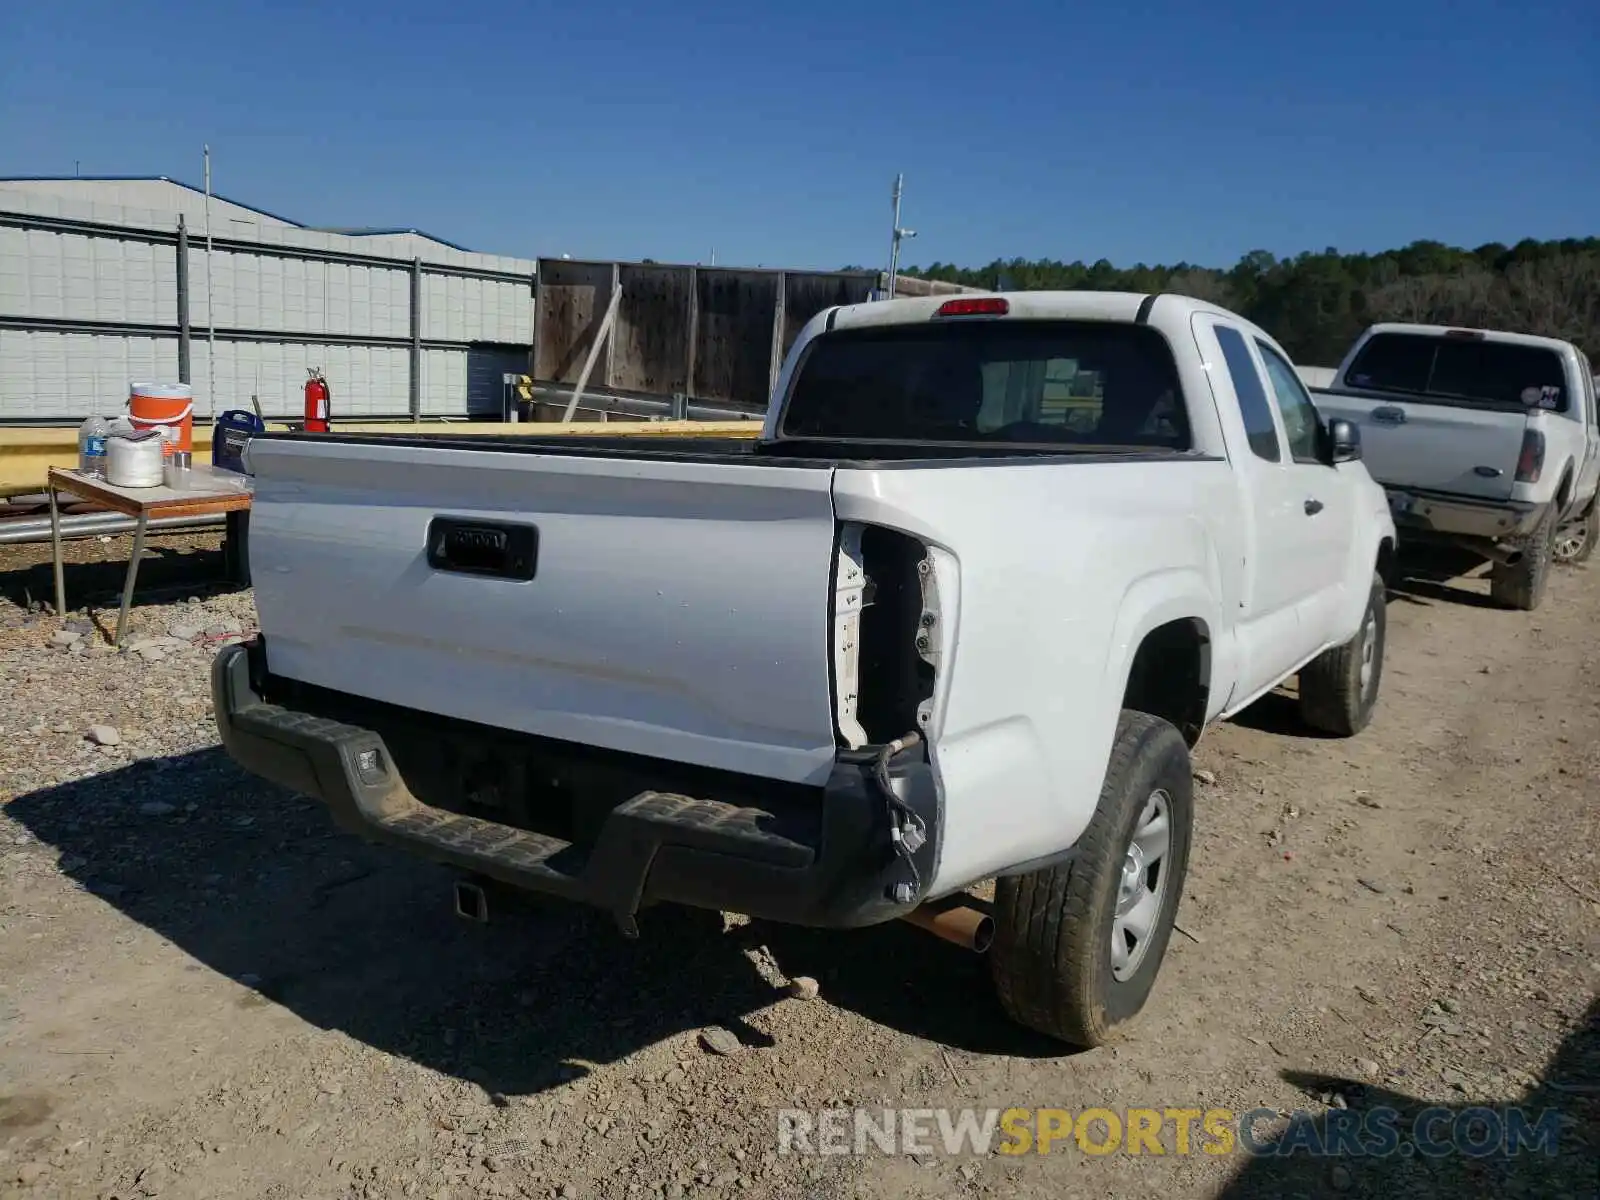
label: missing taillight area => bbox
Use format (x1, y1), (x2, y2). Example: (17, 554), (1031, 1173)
(833, 524), (939, 746)
(838, 524), (934, 742)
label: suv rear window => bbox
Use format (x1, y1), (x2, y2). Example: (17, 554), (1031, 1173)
(1344, 333), (1568, 412)
(780, 320), (1191, 450)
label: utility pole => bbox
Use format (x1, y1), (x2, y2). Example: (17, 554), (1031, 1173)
(886, 173), (916, 299)
(203, 144), (215, 417)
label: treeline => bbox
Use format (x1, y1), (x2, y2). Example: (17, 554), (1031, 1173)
(903, 238), (1600, 366)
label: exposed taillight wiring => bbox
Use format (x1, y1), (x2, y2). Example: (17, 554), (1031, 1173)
(875, 730), (928, 903)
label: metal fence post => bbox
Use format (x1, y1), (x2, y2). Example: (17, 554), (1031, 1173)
(176, 216), (191, 384)
(409, 256), (422, 421)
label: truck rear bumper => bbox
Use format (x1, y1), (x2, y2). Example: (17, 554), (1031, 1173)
(1384, 486), (1543, 541)
(212, 639), (938, 930)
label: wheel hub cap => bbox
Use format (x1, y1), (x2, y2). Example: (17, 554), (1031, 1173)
(1110, 789), (1172, 982)
(1118, 844), (1146, 906)
(1358, 610), (1377, 696)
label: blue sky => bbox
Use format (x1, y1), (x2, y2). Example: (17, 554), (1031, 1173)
(2, 0), (1595, 271)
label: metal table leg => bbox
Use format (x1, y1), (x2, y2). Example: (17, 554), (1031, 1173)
(114, 512), (149, 646)
(49, 484), (66, 618)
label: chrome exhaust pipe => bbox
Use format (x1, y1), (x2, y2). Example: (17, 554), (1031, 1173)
(453, 880), (488, 923)
(901, 901), (994, 953)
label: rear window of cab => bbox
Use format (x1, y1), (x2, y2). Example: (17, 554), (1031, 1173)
(781, 320), (1191, 450)
(1344, 333), (1567, 412)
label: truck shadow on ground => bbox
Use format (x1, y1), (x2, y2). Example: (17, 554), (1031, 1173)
(8, 752), (1061, 1101)
(1385, 545), (1517, 611)
(1219, 996), (1598, 1198)
(1229, 555), (1519, 740)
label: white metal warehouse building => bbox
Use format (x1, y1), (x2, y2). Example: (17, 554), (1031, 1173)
(0, 177), (536, 422)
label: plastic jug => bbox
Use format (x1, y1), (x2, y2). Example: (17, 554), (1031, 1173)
(212, 410), (266, 474)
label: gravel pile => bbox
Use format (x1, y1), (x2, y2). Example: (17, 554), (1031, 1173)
(0, 589), (255, 805)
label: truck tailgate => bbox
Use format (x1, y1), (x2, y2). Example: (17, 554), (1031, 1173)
(244, 438), (840, 785)
(1312, 390), (1526, 501)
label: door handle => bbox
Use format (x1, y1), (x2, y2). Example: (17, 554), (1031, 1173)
(1304, 498), (1324, 516)
(1371, 406), (1406, 424)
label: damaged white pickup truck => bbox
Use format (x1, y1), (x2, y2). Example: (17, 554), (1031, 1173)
(214, 291), (1396, 1046)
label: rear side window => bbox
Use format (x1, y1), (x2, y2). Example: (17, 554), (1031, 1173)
(1257, 341), (1323, 463)
(1212, 326), (1281, 462)
(1345, 333), (1568, 412)
(781, 320), (1190, 450)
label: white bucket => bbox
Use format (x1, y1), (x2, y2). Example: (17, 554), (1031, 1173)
(106, 433), (166, 488)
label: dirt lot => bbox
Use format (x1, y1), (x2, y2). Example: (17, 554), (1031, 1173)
(1, 533), (1596, 1200)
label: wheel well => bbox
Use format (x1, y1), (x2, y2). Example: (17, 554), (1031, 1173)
(1557, 468), (1574, 511)
(1122, 619), (1210, 747)
(1376, 537), (1397, 588)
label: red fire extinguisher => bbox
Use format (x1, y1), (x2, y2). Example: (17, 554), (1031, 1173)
(304, 368), (331, 433)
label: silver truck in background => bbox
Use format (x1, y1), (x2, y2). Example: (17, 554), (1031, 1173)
(1312, 324), (1600, 609)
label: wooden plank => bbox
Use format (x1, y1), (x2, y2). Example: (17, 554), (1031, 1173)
(884, 274), (985, 298)
(604, 261), (620, 388)
(782, 273), (875, 361)
(614, 264), (694, 395)
(561, 284), (623, 421)
(768, 272), (787, 397)
(533, 259), (615, 384)
(685, 266), (699, 398)
(693, 270), (780, 406)
(529, 266), (543, 382)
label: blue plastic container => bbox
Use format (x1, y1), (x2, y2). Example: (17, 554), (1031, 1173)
(212, 410), (266, 474)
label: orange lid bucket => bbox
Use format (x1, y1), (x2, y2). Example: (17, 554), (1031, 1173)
(128, 382), (195, 456)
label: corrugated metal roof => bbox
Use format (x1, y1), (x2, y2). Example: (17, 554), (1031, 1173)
(0, 175), (308, 228)
(312, 226), (474, 252)
(0, 177), (481, 252)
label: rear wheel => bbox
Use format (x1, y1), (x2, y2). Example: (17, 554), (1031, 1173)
(1299, 571), (1386, 737)
(1490, 506), (1555, 610)
(1553, 503), (1598, 566)
(989, 711), (1192, 1047)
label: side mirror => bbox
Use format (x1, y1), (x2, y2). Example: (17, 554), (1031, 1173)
(1328, 418), (1362, 464)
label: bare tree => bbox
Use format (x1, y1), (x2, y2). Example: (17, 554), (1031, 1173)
(1365, 255), (1598, 357)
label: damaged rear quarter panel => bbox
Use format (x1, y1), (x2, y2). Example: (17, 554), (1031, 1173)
(832, 459), (1234, 891)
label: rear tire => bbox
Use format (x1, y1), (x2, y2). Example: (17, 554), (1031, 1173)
(989, 711), (1192, 1047)
(1490, 506), (1554, 610)
(1553, 502), (1597, 567)
(1299, 571), (1386, 737)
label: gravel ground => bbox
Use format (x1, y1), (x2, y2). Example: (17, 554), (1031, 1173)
(0, 532), (1596, 1200)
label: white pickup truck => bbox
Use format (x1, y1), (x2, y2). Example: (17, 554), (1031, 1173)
(1312, 323), (1600, 609)
(213, 291), (1396, 1047)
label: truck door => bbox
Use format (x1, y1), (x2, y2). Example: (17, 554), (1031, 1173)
(1193, 317), (1321, 698)
(1574, 353), (1600, 510)
(1254, 337), (1357, 639)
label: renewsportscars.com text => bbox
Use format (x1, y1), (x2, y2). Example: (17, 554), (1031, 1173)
(775, 1106), (1565, 1159)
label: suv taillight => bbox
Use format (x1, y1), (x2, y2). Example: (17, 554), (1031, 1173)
(1515, 429), (1545, 483)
